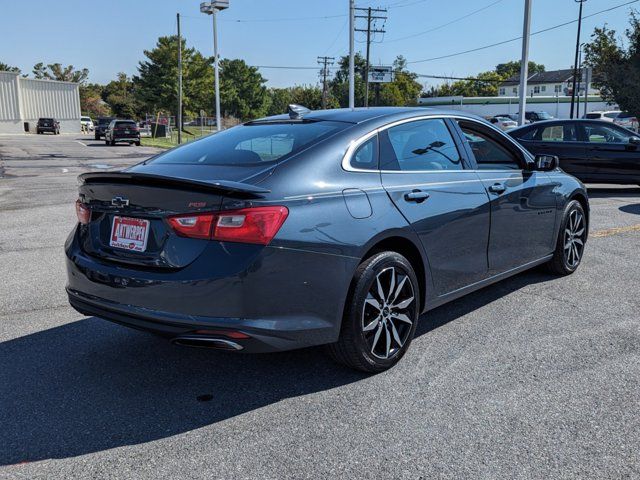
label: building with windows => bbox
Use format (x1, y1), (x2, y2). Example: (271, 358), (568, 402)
(498, 68), (600, 98)
(0, 71), (81, 134)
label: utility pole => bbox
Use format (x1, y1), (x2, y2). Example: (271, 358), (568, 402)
(317, 56), (335, 109)
(355, 6), (387, 108)
(517, 0), (532, 126)
(349, 0), (355, 110)
(570, 0), (587, 119)
(177, 13), (183, 144)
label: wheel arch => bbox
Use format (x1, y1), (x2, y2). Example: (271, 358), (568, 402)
(569, 190), (590, 235)
(358, 234), (428, 314)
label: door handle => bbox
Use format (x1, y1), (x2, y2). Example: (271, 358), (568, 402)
(488, 183), (506, 194)
(404, 190), (430, 203)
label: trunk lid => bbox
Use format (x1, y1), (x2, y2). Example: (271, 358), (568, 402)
(77, 170), (271, 269)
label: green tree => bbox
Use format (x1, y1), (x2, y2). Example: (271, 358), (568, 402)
(377, 55), (422, 106)
(103, 73), (140, 118)
(495, 60), (546, 79)
(134, 36), (214, 119)
(0, 62), (20, 73)
(329, 53), (367, 108)
(583, 16), (638, 115)
(80, 83), (111, 118)
(219, 59), (270, 120)
(32, 62), (89, 83)
(267, 85), (338, 115)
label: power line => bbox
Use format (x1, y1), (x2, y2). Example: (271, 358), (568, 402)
(407, 0), (639, 64)
(385, 0), (504, 43)
(355, 7), (388, 107)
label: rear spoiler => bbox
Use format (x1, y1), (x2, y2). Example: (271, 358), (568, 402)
(78, 171), (270, 197)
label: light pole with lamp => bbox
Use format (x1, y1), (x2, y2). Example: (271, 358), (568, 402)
(570, 0), (587, 119)
(200, 0), (229, 132)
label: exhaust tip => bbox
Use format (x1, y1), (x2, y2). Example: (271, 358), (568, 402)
(171, 336), (243, 351)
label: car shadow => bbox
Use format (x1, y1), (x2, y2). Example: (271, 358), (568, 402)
(618, 203), (640, 215)
(0, 269), (549, 465)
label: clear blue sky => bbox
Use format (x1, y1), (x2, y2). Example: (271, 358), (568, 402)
(0, 0), (635, 89)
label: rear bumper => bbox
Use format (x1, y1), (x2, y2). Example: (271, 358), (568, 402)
(111, 136), (140, 142)
(65, 227), (358, 353)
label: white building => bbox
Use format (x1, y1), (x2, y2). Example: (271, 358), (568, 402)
(498, 68), (599, 98)
(0, 71), (81, 134)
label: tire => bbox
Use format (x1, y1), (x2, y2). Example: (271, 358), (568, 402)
(105, 140), (109, 146)
(545, 200), (587, 275)
(327, 251), (420, 373)
(95, 133), (99, 140)
(110, 139), (116, 146)
(135, 141), (141, 146)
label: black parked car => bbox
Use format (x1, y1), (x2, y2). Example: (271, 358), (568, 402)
(66, 107), (588, 372)
(509, 119), (640, 185)
(525, 111), (553, 123)
(104, 119), (141, 146)
(94, 116), (115, 140)
(36, 118), (60, 134)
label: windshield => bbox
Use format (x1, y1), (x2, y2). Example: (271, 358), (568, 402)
(585, 113), (601, 119)
(151, 121), (349, 166)
(536, 112), (552, 120)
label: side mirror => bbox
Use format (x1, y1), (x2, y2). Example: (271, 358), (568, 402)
(535, 154), (559, 171)
(629, 136), (640, 145)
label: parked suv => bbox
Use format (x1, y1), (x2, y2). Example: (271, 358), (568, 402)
(36, 118), (60, 134)
(81, 116), (94, 132)
(95, 116), (115, 140)
(104, 119), (141, 146)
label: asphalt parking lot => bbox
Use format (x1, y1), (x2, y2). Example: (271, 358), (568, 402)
(0, 133), (638, 479)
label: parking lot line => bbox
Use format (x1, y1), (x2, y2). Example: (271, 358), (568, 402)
(591, 224), (640, 238)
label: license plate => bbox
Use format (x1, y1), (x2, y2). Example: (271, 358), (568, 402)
(125, 130), (130, 134)
(110, 216), (150, 252)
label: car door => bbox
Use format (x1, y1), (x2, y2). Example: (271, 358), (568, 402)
(578, 122), (640, 182)
(379, 117), (491, 296)
(456, 119), (558, 274)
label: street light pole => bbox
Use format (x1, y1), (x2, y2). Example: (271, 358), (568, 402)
(212, 9), (221, 132)
(348, 0), (355, 110)
(200, 1), (229, 132)
(570, 0), (587, 119)
(517, 0), (532, 126)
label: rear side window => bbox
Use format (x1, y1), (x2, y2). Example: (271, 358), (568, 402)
(350, 135), (378, 170)
(151, 121), (348, 166)
(604, 112), (620, 119)
(585, 113), (602, 119)
(380, 119), (463, 171)
(539, 124), (577, 142)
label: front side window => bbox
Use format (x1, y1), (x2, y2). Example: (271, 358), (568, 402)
(152, 121), (348, 166)
(460, 126), (521, 170)
(583, 124), (633, 144)
(381, 119), (463, 171)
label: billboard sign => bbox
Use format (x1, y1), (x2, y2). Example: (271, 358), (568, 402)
(369, 66), (394, 83)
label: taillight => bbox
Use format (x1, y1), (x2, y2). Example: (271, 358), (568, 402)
(75, 200), (91, 225)
(167, 206), (288, 245)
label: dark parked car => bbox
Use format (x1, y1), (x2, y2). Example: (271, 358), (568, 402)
(525, 111), (553, 123)
(509, 119), (640, 185)
(66, 107), (589, 372)
(104, 119), (141, 146)
(94, 116), (115, 139)
(36, 118), (60, 134)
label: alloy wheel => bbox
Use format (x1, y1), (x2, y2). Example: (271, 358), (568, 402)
(361, 267), (416, 360)
(564, 209), (586, 268)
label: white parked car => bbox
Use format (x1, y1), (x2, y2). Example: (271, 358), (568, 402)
(489, 116), (518, 131)
(585, 111), (638, 132)
(80, 116), (94, 131)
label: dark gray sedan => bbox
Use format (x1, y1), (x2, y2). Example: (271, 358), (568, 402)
(66, 107), (589, 372)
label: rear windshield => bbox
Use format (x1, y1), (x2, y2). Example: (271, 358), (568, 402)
(535, 112), (552, 120)
(98, 118), (114, 125)
(151, 121), (349, 166)
(585, 113), (602, 119)
(39, 118), (53, 122)
(115, 121), (136, 127)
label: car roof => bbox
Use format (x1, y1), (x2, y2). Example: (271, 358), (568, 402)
(509, 118), (622, 133)
(251, 106), (487, 126)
